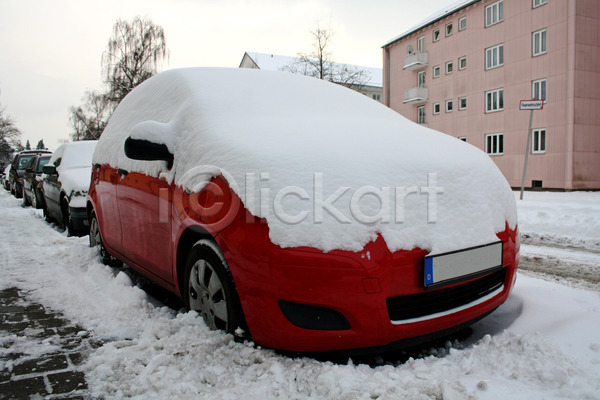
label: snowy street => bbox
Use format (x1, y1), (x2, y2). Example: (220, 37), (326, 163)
(1, 189), (599, 399)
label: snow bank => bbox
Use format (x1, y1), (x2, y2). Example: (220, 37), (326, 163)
(516, 191), (600, 250)
(94, 68), (516, 254)
(1, 191), (599, 399)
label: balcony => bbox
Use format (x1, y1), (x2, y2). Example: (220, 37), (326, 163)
(403, 87), (428, 104)
(403, 52), (428, 71)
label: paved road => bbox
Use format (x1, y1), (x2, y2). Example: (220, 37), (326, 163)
(0, 287), (102, 399)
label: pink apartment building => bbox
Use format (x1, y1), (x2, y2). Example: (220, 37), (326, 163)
(383, 0), (600, 189)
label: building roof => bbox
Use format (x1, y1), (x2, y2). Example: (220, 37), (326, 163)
(383, 0), (480, 47)
(240, 51), (383, 87)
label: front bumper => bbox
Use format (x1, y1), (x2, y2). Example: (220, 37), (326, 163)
(224, 225), (519, 353)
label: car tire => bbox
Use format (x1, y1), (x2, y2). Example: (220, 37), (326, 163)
(32, 189), (39, 209)
(22, 190), (30, 207)
(89, 211), (112, 264)
(184, 240), (243, 334)
(61, 199), (73, 236)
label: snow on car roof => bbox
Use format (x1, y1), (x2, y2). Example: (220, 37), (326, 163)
(94, 67), (516, 254)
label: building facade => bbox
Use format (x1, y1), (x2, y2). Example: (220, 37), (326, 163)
(383, 0), (600, 189)
(240, 52), (383, 103)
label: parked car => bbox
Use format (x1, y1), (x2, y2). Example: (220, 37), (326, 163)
(42, 141), (97, 236)
(9, 150), (52, 198)
(87, 68), (519, 354)
(22, 154), (52, 208)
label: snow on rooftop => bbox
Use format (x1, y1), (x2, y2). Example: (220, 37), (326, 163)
(383, 0), (478, 46)
(242, 51), (383, 87)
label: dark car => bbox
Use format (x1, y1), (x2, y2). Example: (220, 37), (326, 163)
(42, 141), (97, 236)
(22, 154), (52, 208)
(9, 150), (52, 198)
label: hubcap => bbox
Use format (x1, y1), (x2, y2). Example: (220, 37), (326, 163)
(90, 218), (101, 248)
(188, 260), (228, 331)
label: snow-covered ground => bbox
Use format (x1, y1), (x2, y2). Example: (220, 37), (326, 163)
(0, 189), (599, 399)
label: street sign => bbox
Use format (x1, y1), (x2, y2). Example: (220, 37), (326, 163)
(520, 100), (544, 110)
(519, 100), (543, 200)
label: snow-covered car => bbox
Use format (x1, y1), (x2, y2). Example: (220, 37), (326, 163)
(22, 153), (52, 208)
(87, 68), (519, 354)
(42, 141), (97, 236)
(8, 149), (52, 198)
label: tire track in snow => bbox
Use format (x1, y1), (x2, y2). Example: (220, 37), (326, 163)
(519, 237), (600, 292)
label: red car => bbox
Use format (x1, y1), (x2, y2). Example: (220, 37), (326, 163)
(88, 68), (519, 354)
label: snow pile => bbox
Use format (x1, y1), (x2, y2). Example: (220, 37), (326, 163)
(1, 190), (599, 399)
(84, 314), (595, 400)
(94, 68), (516, 254)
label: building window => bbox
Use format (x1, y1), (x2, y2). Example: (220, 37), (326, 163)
(485, 88), (504, 113)
(433, 103), (441, 114)
(533, 28), (547, 56)
(417, 36), (426, 52)
(485, 0), (504, 27)
(459, 56), (467, 70)
(433, 29), (440, 42)
(532, 128), (546, 153)
(372, 94), (381, 101)
(417, 71), (426, 88)
(485, 133), (504, 155)
(485, 44), (504, 70)
(446, 23), (453, 36)
(417, 106), (426, 124)
(459, 97), (467, 110)
(446, 61), (453, 74)
(459, 137), (467, 142)
(532, 78), (547, 101)
(446, 100), (453, 113)
(459, 16), (467, 31)
(433, 65), (440, 78)
(533, 0), (547, 8)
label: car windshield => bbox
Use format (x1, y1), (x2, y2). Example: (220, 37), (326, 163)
(17, 155), (35, 170)
(37, 157), (51, 173)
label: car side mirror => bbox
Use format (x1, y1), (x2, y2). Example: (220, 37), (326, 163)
(124, 137), (174, 169)
(42, 164), (57, 175)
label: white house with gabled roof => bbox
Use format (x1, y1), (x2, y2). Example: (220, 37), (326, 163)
(240, 51), (383, 102)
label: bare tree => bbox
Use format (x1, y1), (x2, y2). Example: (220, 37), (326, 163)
(102, 16), (168, 105)
(283, 21), (370, 91)
(0, 104), (22, 166)
(69, 90), (113, 141)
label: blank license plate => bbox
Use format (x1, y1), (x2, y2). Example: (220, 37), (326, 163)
(424, 242), (503, 288)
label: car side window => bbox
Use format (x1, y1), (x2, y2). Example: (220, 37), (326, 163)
(37, 158), (50, 173)
(26, 157), (36, 171)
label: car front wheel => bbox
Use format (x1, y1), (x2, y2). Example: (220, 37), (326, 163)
(89, 211), (111, 264)
(185, 240), (242, 334)
(61, 199), (73, 236)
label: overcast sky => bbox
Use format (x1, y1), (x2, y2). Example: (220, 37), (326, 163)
(0, 0), (452, 149)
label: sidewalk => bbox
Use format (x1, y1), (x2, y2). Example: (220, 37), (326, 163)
(0, 287), (101, 399)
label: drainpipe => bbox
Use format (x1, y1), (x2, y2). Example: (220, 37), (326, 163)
(384, 47), (391, 107)
(565, 0), (576, 189)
